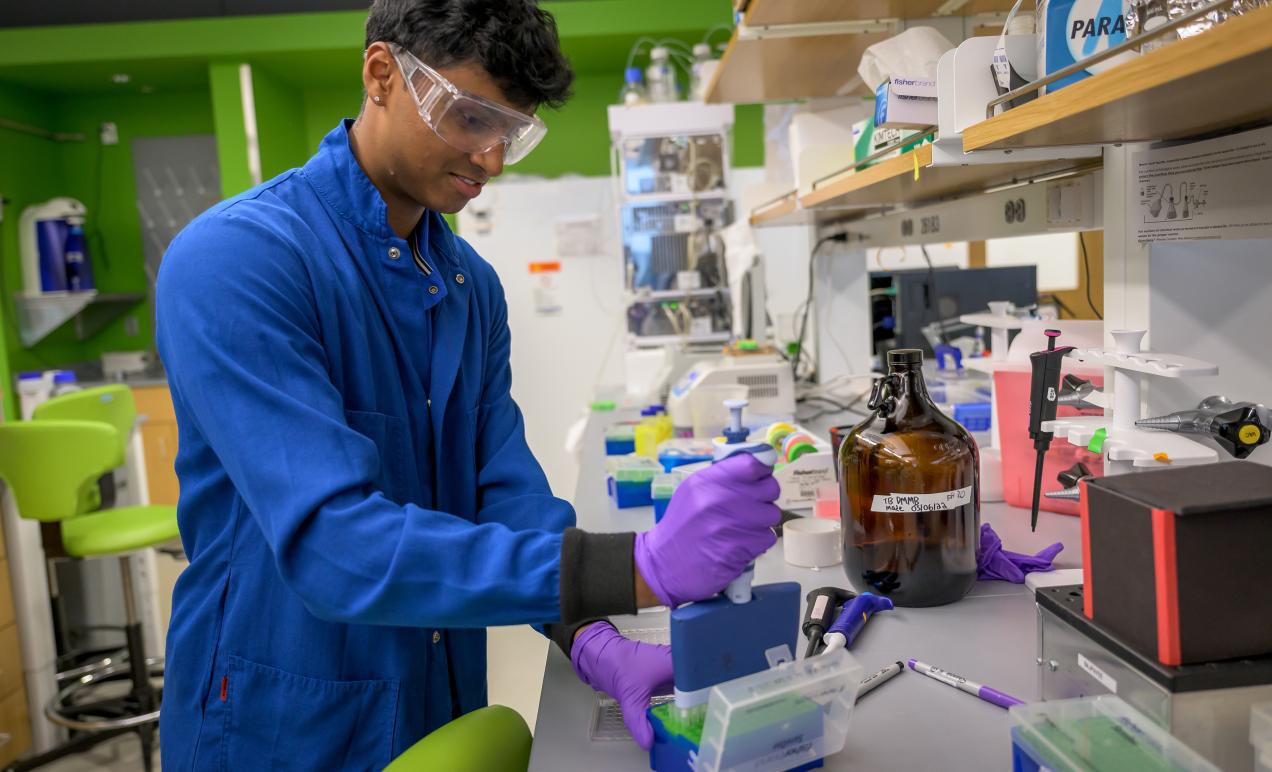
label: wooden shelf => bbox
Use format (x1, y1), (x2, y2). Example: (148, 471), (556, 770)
(706, 0), (1020, 104)
(749, 190), (796, 226)
(750, 190), (821, 227)
(800, 144), (1100, 211)
(964, 4), (1272, 151)
(704, 26), (886, 103)
(743, 0), (900, 26)
(742, 0), (1017, 25)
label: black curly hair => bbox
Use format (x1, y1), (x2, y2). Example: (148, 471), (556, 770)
(365, 0), (575, 110)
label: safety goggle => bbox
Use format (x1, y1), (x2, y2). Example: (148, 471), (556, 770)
(388, 43), (547, 165)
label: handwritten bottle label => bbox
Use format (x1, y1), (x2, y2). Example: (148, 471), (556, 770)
(871, 486), (973, 513)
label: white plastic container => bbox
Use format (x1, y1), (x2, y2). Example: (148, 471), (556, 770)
(782, 517), (842, 568)
(16, 368), (78, 420)
(695, 649), (864, 772)
(16, 371), (51, 421)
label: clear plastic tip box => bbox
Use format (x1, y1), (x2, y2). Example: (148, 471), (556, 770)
(1009, 696), (1219, 772)
(694, 649), (863, 772)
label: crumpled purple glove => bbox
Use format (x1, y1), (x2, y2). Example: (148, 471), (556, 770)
(977, 523), (1064, 583)
(571, 622), (674, 749)
(633, 453), (781, 608)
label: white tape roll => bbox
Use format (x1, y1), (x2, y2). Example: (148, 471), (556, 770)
(783, 517), (842, 568)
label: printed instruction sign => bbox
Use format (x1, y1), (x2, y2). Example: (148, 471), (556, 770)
(1131, 124), (1272, 243)
(871, 485), (973, 513)
(553, 215), (604, 258)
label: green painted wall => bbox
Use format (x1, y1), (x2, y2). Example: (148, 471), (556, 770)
(302, 86), (361, 154)
(209, 62), (252, 198)
(0, 83), (61, 419)
(253, 66), (309, 179)
(0, 85), (213, 416)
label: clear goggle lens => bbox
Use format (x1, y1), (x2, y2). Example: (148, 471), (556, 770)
(392, 45), (546, 165)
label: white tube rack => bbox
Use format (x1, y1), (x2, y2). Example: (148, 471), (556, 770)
(1042, 329), (1219, 474)
(960, 301), (1023, 365)
(1062, 348), (1218, 378)
(1040, 415), (1218, 468)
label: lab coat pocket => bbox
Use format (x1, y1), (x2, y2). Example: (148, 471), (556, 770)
(223, 654), (400, 772)
(345, 409), (413, 504)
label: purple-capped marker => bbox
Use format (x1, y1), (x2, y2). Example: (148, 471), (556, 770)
(907, 659), (1025, 710)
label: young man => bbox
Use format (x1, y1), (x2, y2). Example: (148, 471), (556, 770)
(155, 1), (780, 767)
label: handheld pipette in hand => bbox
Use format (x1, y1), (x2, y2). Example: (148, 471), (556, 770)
(712, 398), (778, 603)
(1027, 329), (1073, 531)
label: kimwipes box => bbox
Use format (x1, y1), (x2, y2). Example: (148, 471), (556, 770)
(1080, 462), (1272, 666)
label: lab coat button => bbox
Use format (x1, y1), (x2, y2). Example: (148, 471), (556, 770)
(432, 631), (441, 644)
(455, 273), (465, 284)
(428, 285), (439, 295)
(388, 247), (401, 260)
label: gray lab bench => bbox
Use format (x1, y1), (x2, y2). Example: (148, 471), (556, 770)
(528, 411), (1082, 772)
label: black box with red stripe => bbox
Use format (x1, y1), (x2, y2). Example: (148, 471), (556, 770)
(1080, 462), (1272, 666)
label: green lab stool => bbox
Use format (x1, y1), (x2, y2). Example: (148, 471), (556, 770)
(33, 385), (138, 513)
(385, 705), (533, 772)
(32, 385), (138, 447)
(0, 420), (178, 772)
(34, 385), (147, 675)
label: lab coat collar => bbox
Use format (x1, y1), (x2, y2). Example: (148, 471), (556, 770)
(304, 120), (462, 270)
(303, 120), (471, 417)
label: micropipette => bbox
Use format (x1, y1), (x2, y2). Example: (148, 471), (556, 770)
(1027, 329), (1074, 531)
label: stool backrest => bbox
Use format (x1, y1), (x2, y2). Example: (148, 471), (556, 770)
(34, 385), (137, 455)
(0, 421), (122, 522)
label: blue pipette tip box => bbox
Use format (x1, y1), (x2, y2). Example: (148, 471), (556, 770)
(606, 438), (637, 456)
(608, 476), (654, 508)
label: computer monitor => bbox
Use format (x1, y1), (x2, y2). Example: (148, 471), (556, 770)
(870, 265), (1037, 358)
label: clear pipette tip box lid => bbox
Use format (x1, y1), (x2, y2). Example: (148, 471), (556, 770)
(606, 454), (662, 483)
(1008, 696), (1220, 772)
(651, 470), (687, 500)
(693, 648), (864, 772)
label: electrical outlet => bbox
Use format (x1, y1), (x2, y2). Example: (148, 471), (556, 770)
(100, 122), (119, 146)
(124, 315), (140, 336)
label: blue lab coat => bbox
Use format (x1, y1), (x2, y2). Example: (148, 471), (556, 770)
(155, 121), (576, 770)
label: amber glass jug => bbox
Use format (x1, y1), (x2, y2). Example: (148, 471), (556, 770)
(840, 349), (979, 607)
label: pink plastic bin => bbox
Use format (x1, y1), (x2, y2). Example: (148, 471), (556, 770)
(994, 368), (1105, 517)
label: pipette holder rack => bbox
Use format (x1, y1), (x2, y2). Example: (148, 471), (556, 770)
(960, 301), (1023, 365)
(1041, 330), (1219, 475)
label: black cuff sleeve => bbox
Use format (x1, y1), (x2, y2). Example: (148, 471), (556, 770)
(547, 618), (609, 656)
(559, 528), (636, 625)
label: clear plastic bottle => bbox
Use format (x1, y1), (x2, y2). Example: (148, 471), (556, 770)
(646, 47), (678, 103)
(621, 66), (648, 106)
(689, 43), (714, 101)
(840, 349), (980, 607)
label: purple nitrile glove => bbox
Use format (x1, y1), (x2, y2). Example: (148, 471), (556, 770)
(633, 453), (781, 608)
(977, 523), (1065, 583)
(570, 622), (674, 750)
